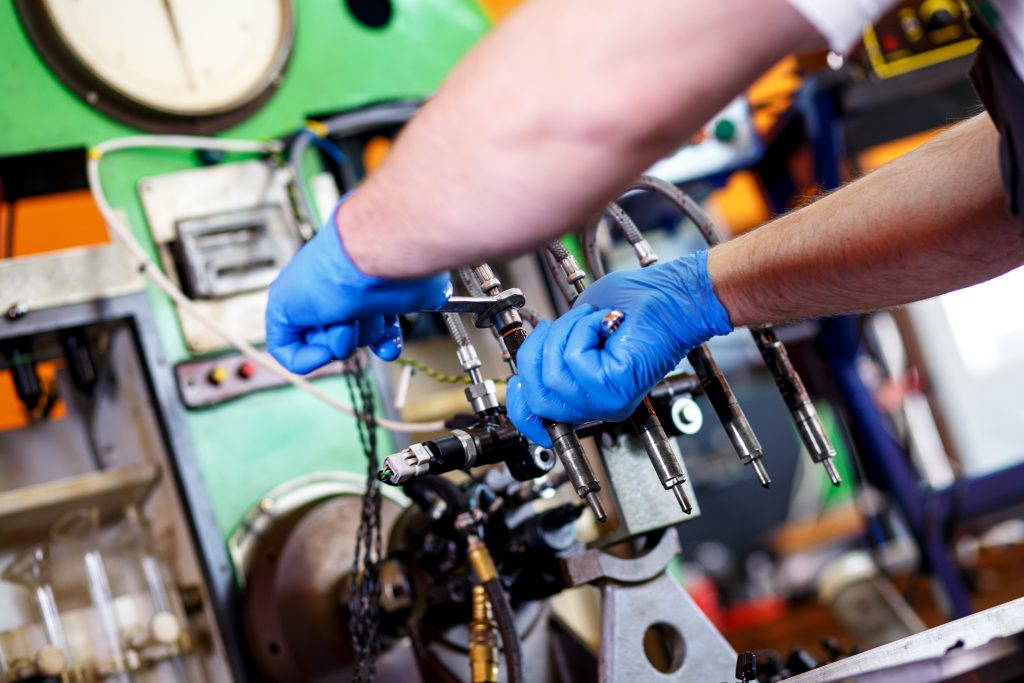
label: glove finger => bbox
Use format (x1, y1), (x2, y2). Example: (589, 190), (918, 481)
(604, 318), (683, 390)
(268, 338), (334, 375)
(369, 316), (404, 361)
(305, 323), (360, 361)
(506, 377), (553, 447)
(357, 316), (386, 347)
(517, 322), (589, 424)
(563, 308), (638, 419)
(540, 305), (595, 408)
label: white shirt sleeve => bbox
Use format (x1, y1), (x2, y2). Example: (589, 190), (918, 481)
(784, 0), (901, 54)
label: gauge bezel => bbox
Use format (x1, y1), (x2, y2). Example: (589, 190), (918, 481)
(16, 0), (296, 134)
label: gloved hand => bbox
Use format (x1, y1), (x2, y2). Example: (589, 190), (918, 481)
(265, 200), (451, 374)
(506, 250), (732, 446)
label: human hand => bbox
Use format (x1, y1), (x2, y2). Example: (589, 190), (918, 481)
(265, 200), (451, 374)
(506, 250), (732, 445)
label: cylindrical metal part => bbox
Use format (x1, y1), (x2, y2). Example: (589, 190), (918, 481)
(468, 585), (499, 683)
(59, 328), (98, 395)
(505, 446), (556, 482)
(750, 326), (841, 485)
(687, 345), (771, 487)
(465, 380), (500, 415)
(629, 398), (692, 514)
(545, 421), (605, 517)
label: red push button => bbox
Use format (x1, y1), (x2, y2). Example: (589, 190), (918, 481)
(238, 361), (257, 380)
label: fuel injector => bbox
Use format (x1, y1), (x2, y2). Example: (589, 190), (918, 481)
(546, 238), (696, 511)
(628, 175), (840, 485)
(378, 413), (554, 485)
(596, 308), (694, 513)
(582, 201), (771, 488)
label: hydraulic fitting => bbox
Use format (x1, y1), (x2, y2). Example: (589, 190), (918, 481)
(468, 584), (499, 683)
(465, 380), (500, 415)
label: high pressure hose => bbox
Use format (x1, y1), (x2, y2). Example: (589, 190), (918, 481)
(581, 200), (659, 281)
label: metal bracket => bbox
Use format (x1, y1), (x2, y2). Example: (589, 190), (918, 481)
(562, 529), (737, 682)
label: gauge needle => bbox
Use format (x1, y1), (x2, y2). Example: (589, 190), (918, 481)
(161, 0), (196, 91)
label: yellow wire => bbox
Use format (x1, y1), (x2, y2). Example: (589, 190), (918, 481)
(395, 358), (507, 386)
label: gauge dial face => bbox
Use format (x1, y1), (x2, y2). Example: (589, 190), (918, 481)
(20, 0), (294, 130)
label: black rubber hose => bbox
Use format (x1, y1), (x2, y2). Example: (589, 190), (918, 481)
(580, 220), (606, 280)
(402, 475), (464, 516)
(483, 577), (525, 683)
(628, 175), (724, 246)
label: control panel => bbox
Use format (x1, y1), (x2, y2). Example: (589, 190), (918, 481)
(861, 0), (979, 79)
(175, 353), (352, 408)
(644, 97), (762, 184)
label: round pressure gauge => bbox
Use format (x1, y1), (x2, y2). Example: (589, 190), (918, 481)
(17, 0), (295, 133)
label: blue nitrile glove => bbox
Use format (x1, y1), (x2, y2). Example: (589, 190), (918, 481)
(506, 250), (732, 446)
(265, 201), (452, 374)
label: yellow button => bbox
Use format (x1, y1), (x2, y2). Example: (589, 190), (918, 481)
(208, 366), (228, 385)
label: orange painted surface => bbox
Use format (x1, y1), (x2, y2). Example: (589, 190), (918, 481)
(707, 170), (771, 235)
(748, 57), (802, 137)
(477, 0), (522, 22)
(362, 135), (394, 174)
(5, 189), (108, 257)
(0, 362), (67, 431)
(857, 128), (942, 172)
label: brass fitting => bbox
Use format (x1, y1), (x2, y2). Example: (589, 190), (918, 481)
(469, 584), (499, 683)
(466, 536), (498, 583)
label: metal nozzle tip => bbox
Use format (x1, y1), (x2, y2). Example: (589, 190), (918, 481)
(822, 458), (842, 486)
(751, 459), (772, 488)
(671, 483), (693, 515)
(585, 491), (607, 523)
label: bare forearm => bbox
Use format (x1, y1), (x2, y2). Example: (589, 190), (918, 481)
(342, 0), (819, 278)
(710, 113), (1024, 326)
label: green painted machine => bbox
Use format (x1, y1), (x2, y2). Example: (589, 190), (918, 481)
(0, 0), (488, 539)
(0, 4), (490, 679)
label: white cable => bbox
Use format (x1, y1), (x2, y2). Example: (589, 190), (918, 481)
(87, 136), (446, 434)
(784, 0), (899, 54)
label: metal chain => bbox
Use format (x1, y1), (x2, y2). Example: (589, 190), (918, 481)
(344, 355), (384, 683)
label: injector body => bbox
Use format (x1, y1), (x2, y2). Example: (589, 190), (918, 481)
(687, 346), (771, 488)
(379, 412), (554, 485)
(497, 318), (607, 522)
(594, 306), (694, 513)
(750, 326), (841, 485)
